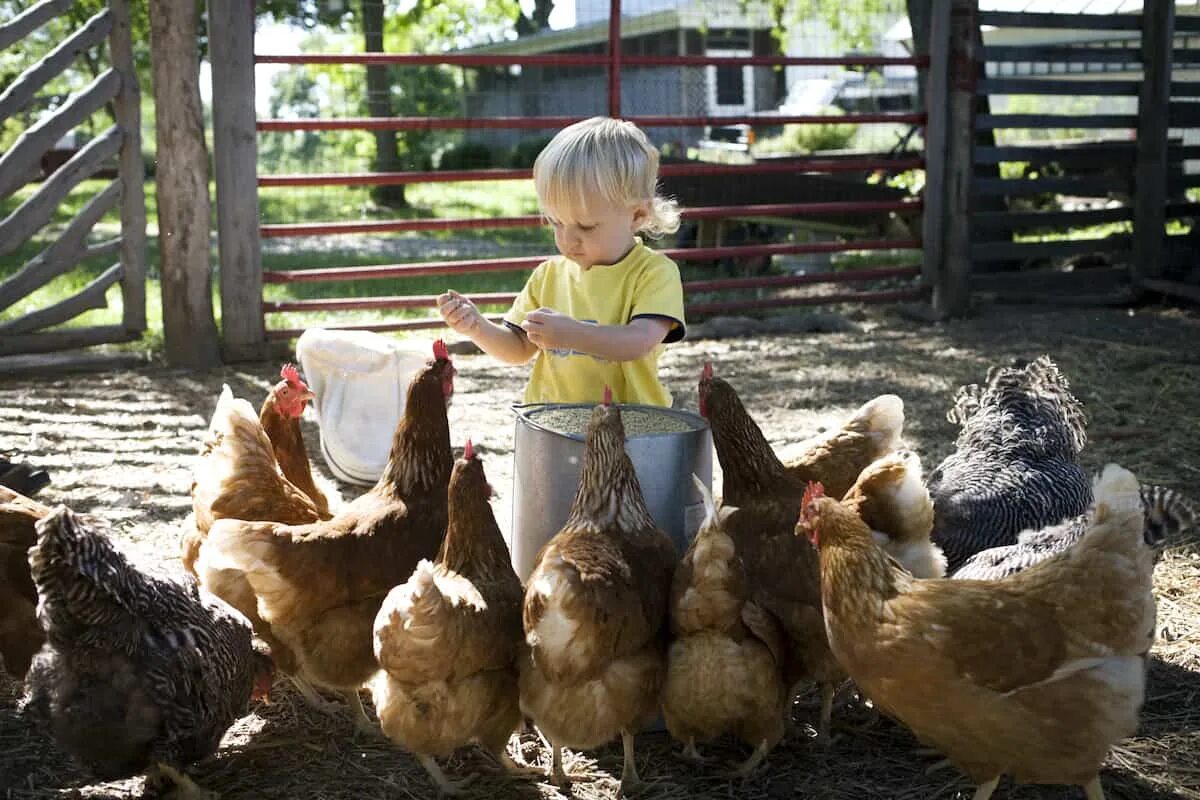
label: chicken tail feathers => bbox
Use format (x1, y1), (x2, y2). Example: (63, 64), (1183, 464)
(196, 520), (292, 624)
(674, 482), (744, 635)
(845, 394), (904, 453)
(373, 560), (458, 681)
(1139, 484), (1198, 549)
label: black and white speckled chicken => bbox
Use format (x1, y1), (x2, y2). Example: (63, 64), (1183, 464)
(22, 507), (273, 799)
(952, 484), (1196, 580)
(929, 356), (1091, 572)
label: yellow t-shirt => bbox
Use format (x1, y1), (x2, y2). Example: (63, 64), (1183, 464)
(504, 240), (685, 406)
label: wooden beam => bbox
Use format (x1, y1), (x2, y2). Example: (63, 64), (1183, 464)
(0, 181), (120, 312)
(978, 11), (1141, 30)
(1133, 1), (1173, 284)
(149, 0), (222, 367)
(973, 175), (1130, 197)
(0, 126), (122, 259)
(0, 69), (120, 199)
(0, 0), (73, 52)
(977, 78), (1140, 96)
(971, 236), (1131, 262)
(0, 263), (123, 335)
(975, 142), (1137, 166)
(920, 0), (951, 299)
(110, 0), (146, 333)
(209, 0), (266, 361)
(972, 206), (1132, 232)
(0, 9), (112, 121)
(977, 113), (1139, 130)
(970, 266), (1129, 293)
(0, 325), (139, 357)
(982, 45), (1139, 64)
(1140, 277), (1200, 302)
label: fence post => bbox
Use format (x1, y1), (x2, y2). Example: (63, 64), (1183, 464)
(1133, 2), (1174, 286)
(932, 0), (977, 317)
(209, 0), (267, 361)
(109, 0), (146, 335)
(608, 0), (622, 117)
(920, 1), (950, 310)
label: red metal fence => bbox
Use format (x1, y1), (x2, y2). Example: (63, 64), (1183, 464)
(251, 0), (930, 341)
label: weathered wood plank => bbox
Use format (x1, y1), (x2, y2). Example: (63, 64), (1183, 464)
(1174, 50), (1200, 64)
(0, 350), (148, 377)
(0, 181), (121, 312)
(978, 11), (1141, 30)
(110, 0), (146, 334)
(1133, 2), (1173, 284)
(0, 325), (139, 357)
(1164, 201), (1200, 219)
(0, 127), (122, 259)
(1140, 278), (1200, 302)
(934, 0), (975, 317)
(0, 0), (73, 52)
(982, 45), (1139, 64)
(977, 113), (1139, 130)
(1169, 101), (1200, 126)
(970, 266), (1130, 293)
(977, 78), (1140, 96)
(973, 207), (1133, 232)
(973, 176), (1130, 197)
(1177, 16), (1200, 33)
(209, 0), (266, 360)
(975, 143), (1138, 166)
(1171, 82), (1200, 97)
(0, 69), (120, 199)
(971, 237), (1131, 262)
(920, 0), (950, 298)
(0, 263), (122, 335)
(0, 9), (112, 122)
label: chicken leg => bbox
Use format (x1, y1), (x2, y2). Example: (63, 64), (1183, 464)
(151, 763), (218, 800)
(345, 688), (376, 736)
(619, 729), (645, 795)
(1083, 777), (1105, 800)
(415, 754), (477, 797)
(818, 681), (835, 741)
(722, 739), (769, 778)
(679, 737), (706, 763)
(491, 748), (543, 778)
(972, 776), (1000, 800)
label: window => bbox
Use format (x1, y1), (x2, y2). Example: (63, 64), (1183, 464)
(715, 63), (744, 105)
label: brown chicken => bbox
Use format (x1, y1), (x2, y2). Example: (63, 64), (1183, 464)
(260, 363), (338, 518)
(371, 440), (531, 795)
(697, 364), (903, 737)
(841, 450), (945, 578)
(0, 486), (48, 677)
(196, 340), (456, 732)
(519, 391), (677, 793)
(802, 464), (1156, 800)
(662, 475), (786, 775)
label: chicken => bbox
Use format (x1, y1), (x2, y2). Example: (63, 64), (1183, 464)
(0, 455), (50, 497)
(259, 363), (339, 518)
(23, 506), (273, 799)
(371, 440), (529, 795)
(802, 464), (1156, 800)
(952, 483), (1195, 580)
(519, 390), (677, 793)
(841, 450), (946, 578)
(196, 340), (456, 732)
(929, 356), (1091, 572)
(697, 364), (903, 737)
(0, 486), (48, 677)
(662, 475), (786, 776)
(698, 362), (904, 505)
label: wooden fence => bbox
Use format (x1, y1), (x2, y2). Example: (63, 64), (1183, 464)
(0, 0), (146, 358)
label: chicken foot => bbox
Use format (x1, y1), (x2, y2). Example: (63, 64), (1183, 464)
(618, 729), (647, 796)
(546, 741), (597, 788)
(720, 739), (770, 779)
(150, 763), (218, 800)
(488, 747), (543, 779)
(415, 754), (478, 797)
(345, 688), (377, 736)
(679, 737), (708, 763)
(289, 678), (376, 735)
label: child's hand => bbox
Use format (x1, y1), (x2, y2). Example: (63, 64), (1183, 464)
(521, 307), (577, 350)
(438, 290), (482, 334)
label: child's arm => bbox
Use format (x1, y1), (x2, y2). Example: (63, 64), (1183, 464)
(521, 308), (672, 362)
(438, 290), (539, 364)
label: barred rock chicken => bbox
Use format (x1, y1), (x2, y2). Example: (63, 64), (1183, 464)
(662, 475), (786, 776)
(0, 455), (50, 498)
(953, 483), (1196, 580)
(197, 340), (456, 732)
(24, 506), (273, 799)
(929, 356), (1091, 572)
(697, 364), (903, 737)
(841, 450), (946, 578)
(520, 390), (677, 793)
(0, 486), (48, 677)
(803, 464), (1157, 800)
(371, 441), (530, 795)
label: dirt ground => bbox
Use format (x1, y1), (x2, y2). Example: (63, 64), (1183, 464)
(2, 302), (1199, 800)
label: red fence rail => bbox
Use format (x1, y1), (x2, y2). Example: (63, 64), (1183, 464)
(254, 0), (929, 336)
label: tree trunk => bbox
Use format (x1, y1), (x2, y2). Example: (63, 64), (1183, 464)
(148, 0), (221, 367)
(363, 0), (406, 208)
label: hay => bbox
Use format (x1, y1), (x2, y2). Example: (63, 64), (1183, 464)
(1, 304), (1199, 799)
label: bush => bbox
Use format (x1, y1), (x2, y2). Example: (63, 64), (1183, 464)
(753, 107), (859, 155)
(508, 136), (554, 168)
(437, 142), (494, 171)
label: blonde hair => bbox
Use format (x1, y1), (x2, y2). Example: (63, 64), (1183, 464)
(533, 116), (681, 238)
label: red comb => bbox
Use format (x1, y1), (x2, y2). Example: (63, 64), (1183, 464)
(433, 339), (449, 361)
(603, 385), (613, 406)
(281, 363), (301, 384)
(701, 361), (713, 380)
(464, 439), (474, 460)
(801, 481), (825, 511)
